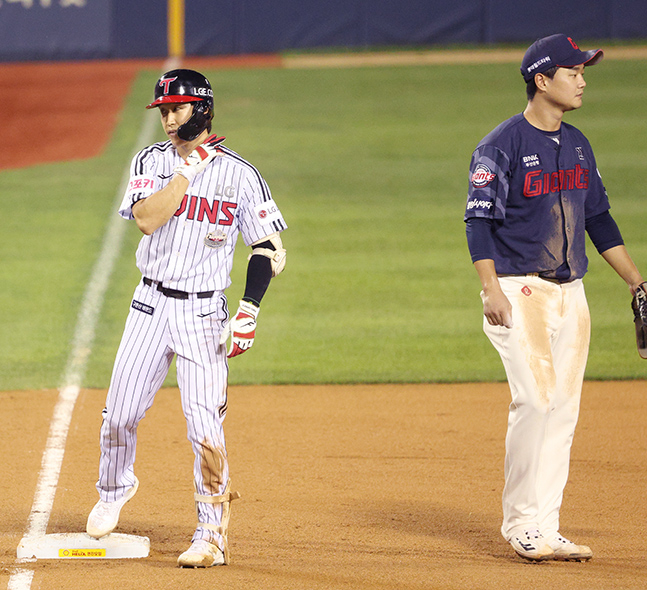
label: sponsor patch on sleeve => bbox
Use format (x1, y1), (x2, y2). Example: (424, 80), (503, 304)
(125, 175), (157, 198)
(471, 164), (496, 188)
(253, 199), (282, 225)
(466, 197), (494, 212)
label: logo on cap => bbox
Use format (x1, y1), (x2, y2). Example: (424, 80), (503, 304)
(159, 76), (178, 95)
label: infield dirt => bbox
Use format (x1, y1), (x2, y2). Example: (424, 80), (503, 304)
(2, 382), (646, 589)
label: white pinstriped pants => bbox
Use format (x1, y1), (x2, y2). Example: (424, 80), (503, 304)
(96, 280), (231, 548)
(482, 276), (590, 541)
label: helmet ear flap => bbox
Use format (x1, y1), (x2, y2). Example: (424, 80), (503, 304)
(177, 101), (213, 141)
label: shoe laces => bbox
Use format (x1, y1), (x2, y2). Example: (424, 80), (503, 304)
(92, 501), (115, 519)
(191, 539), (218, 556)
(525, 529), (543, 540)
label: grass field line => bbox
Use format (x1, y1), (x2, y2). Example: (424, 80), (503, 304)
(10, 58), (178, 588)
(94, 44), (647, 72)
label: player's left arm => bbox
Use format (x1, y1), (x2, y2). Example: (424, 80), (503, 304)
(599, 244), (647, 358)
(219, 232), (287, 358)
(242, 232), (287, 305)
(600, 245), (645, 295)
(586, 210), (644, 294)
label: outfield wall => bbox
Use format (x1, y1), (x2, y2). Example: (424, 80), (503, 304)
(1, 0), (646, 62)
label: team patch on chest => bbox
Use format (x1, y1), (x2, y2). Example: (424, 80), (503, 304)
(521, 153), (541, 169)
(204, 229), (228, 249)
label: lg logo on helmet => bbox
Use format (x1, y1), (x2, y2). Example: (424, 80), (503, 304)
(194, 87), (214, 98)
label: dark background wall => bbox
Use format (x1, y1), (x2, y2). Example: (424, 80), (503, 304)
(1, 0), (645, 62)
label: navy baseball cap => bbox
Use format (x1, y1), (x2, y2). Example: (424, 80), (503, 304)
(520, 34), (603, 82)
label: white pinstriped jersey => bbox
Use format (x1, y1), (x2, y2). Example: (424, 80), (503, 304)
(119, 140), (287, 293)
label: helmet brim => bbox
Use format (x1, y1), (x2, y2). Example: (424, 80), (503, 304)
(146, 95), (202, 109)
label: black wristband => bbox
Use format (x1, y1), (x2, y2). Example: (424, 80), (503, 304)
(243, 255), (272, 306)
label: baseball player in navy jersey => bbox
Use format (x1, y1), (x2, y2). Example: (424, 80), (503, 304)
(464, 35), (646, 561)
(86, 69), (287, 567)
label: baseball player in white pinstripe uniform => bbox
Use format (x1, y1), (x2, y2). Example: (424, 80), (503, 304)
(86, 69), (287, 567)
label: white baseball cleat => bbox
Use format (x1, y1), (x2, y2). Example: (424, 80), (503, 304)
(548, 534), (593, 561)
(86, 477), (139, 539)
(509, 529), (554, 561)
(177, 539), (225, 568)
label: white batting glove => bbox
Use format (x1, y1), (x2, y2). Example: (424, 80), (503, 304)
(174, 135), (225, 182)
(219, 300), (259, 358)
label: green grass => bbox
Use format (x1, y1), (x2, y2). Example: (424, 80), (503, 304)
(2, 57), (647, 390)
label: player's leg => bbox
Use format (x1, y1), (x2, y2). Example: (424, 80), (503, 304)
(88, 283), (175, 538)
(174, 293), (235, 566)
(536, 280), (590, 545)
(97, 283), (174, 500)
(483, 276), (561, 557)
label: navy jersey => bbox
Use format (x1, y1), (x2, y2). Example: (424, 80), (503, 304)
(464, 113), (610, 281)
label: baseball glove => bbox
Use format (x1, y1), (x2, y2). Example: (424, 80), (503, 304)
(631, 282), (647, 359)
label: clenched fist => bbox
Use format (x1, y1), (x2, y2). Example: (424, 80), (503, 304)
(174, 135), (225, 182)
(219, 300), (259, 358)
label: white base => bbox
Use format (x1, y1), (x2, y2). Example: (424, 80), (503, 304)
(17, 533), (150, 560)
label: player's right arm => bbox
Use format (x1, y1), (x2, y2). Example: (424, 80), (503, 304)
(465, 143), (513, 328)
(466, 217), (513, 328)
(132, 174), (189, 235)
(132, 135), (225, 234)
(473, 258), (513, 328)
(118, 145), (188, 234)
